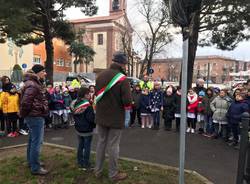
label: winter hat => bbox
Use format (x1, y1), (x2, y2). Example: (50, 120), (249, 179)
(3, 83), (15, 92)
(198, 90), (205, 97)
(112, 51), (128, 64)
(213, 87), (220, 94)
(32, 64), (45, 74)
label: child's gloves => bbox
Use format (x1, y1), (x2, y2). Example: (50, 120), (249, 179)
(124, 110), (131, 128)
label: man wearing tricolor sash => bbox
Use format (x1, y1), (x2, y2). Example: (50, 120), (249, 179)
(94, 51), (132, 182)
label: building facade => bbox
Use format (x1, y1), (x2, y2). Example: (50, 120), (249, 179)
(151, 56), (250, 83)
(0, 38), (33, 76)
(71, 0), (133, 74)
(33, 39), (72, 81)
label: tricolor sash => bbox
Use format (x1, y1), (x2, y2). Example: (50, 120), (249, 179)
(95, 72), (126, 104)
(74, 99), (90, 113)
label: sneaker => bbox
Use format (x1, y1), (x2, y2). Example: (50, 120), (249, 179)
(203, 133), (212, 138)
(111, 172), (127, 182)
(141, 125), (145, 128)
(7, 132), (14, 137)
(186, 128), (191, 133)
(28, 162), (45, 168)
(19, 129), (28, 135)
(191, 129), (195, 134)
(13, 132), (19, 137)
(31, 167), (49, 176)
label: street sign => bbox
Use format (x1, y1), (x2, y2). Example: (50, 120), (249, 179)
(149, 68), (154, 74)
(22, 63), (27, 69)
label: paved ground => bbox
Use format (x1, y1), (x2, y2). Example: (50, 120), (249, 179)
(0, 126), (238, 184)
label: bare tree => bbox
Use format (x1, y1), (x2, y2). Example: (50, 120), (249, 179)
(136, 0), (173, 78)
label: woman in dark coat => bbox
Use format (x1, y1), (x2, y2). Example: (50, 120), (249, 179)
(173, 86), (181, 131)
(162, 86), (176, 131)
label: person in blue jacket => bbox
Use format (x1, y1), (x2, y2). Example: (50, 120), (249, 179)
(227, 92), (248, 147)
(71, 87), (95, 170)
(139, 88), (151, 128)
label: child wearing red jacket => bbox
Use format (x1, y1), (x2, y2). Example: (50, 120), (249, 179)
(187, 88), (198, 133)
(197, 91), (206, 134)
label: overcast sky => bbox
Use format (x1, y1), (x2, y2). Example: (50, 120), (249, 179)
(65, 0), (250, 61)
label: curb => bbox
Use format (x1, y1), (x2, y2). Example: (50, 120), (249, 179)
(0, 142), (214, 184)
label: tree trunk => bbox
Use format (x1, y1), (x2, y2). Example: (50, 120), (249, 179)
(74, 59), (77, 73)
(42, 6), (54, 83)
(131, 56), (134, 77)
(146, 35), (156, 75)
(187, 12), (201, 89)
(44, 31), (54, 83)
(85, 62), (88, 73)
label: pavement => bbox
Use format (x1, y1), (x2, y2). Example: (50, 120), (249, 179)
(0, 125), (238, 184)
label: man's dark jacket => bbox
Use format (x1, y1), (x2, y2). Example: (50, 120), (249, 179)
(95, 63), (132, 129)
(20, 70), (48, 117)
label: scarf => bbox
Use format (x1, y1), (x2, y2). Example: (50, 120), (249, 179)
(187, 93), (198, 104)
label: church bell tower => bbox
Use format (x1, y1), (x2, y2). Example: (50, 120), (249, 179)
(109, 0), (127, 15)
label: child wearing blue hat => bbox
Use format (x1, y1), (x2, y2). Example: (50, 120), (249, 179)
(197, 90), (206, 134)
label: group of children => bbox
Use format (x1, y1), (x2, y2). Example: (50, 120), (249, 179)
(0, 74), (96, 138)
(131, 80), (250, 148)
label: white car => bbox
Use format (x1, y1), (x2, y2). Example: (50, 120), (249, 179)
(66, 76), (95, 87)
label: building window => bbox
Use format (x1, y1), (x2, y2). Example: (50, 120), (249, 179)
(97, 34), (103, 45)
(65, 61), (72, 67)
(33, 56), (41, 64)
(57, 58), (64, 66)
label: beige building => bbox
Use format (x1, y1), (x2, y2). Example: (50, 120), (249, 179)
(71, 0), (133, 74)
(0, 39), (33, 75)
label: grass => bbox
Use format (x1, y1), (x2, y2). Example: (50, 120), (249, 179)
(0, 146), (206, 184)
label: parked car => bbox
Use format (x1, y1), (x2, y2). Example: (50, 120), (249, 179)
(127, 77), (141, 87)
(66, 75), (95, 87)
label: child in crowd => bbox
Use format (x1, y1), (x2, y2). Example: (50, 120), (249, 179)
(89, 85), (96, 105)
(17, 87), (28, 135)
(150, 82), (163, 130)
(0, 88), (5, 136)
(246, 89), (250, 111)
(197, 91), (206, 134)
(130, 84), (142, 127)
(139, 88), (151, 128)
(187, 88), (198, 133)
(62, 87), (73, 127)
(71, 87), (95, 170)
(69, 86), (78, 100)
(45, 83), (53, 128)
(203, 88), (215, 137)
(210, 89), (231, 140)
(162, 86), (175, 131)
(174, 86), (181, 132)
(227, 93), (248, 148)
(50, 86), (65, 129)
(2, 84), (19, 137)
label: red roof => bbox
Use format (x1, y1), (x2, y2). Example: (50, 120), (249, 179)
(70, 14), (124, 24)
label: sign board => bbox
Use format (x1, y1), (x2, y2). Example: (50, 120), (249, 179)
(149, 68), (154, 74)
(22, 63), (27, 69)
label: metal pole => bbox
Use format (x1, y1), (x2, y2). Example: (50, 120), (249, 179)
(179, 36), (189, 184)
(236, 112), (250, 184)
(207, 63), (210, 88)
